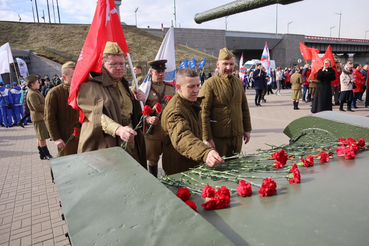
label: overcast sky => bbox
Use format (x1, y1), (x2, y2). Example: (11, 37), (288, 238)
(1, 0), (369, 39)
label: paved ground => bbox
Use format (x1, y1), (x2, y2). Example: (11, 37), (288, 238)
(1, 88), (368, 245)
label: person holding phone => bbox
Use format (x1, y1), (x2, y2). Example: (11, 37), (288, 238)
(311, 59), (336, 113)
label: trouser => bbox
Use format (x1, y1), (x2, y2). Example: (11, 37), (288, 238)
(261, 85), (267, 99)
(13, 105), (22, 123)
(19, 113), (30, 123)
(255, 89), (263, 105)
(302, 85), (310, 101)
(213, 135), (243, 157)
(359, 85), (366, 100)
(351, 93), (359, 107)
(0, 107), (12, 127)
(267, 85), (273, 95)
(331, 86), (340, 104)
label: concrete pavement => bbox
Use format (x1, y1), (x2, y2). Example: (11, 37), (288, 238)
(0, 88), (368, 245)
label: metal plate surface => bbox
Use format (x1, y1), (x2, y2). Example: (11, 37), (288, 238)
(51, 147), (234, 246)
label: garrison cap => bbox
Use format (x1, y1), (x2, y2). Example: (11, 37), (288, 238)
(218, 47), (234, 60)
(103, 41), (124, 55)
(62, 61), (76, 70)
(25, 75), (38, 83)
(148, 59), (167, 70)
(12, 82), (18, 86)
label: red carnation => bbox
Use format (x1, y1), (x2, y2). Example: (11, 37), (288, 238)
(300, 154), (314, 167)
(338, 138), (348, 146)
(176, 187), (191, 202)
(73, 127), (79, 137)
(336, 146), (346, 156)
(201, 197), (217, 210)
(215, 195), (231, 209)
(154, 102), (162, 114)
(271, 149), (289, 169)
(318, 151), (329, 163)
(344, 146), (356, 160)
(201, 185), (216, 198)
(258, 177), (277, 197)
(215, 186), (230, 197)
(288, 163), (301, 184)
(142, 105), (152, 116)
(185, 200), (198, 212)
(163, 95), (172, 100)
(237, 180), (252, 197)
(347, 140), (358, 153)
(358, 138), (365, 147)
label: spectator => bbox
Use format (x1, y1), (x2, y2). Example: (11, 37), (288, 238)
(352, 63), (365, 108)
(339, 61), (355, 112)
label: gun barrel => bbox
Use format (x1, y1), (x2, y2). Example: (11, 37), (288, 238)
(194, 0), (303, 24)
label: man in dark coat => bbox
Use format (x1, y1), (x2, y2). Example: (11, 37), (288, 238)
(253, 63), (266, 106)
(77, 42), (147, 168)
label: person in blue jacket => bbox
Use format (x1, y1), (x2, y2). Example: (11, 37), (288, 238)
(0, 81), (14, 128)
(10, 81), (24, 124)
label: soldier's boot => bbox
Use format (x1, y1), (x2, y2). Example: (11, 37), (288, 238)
(295, 101), (300, 110)
(347, 102), (354, 112)
(339, 101), (345, 111)
(38, 146), (46, 160)
(41, 146), (53, 160)
(293, 101), (296, 109)
(148, 161), (158, 178)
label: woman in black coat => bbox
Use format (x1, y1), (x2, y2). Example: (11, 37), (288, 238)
(311, 59), (336, 113)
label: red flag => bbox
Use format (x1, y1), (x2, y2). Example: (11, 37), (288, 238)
(322, 45), (336, 67)
(68, 0), (129, 123)
(299, 42), (312, 61)
(310, 48), (322, 77)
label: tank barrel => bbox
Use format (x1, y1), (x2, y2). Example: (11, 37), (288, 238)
(194, 0), (303, 24)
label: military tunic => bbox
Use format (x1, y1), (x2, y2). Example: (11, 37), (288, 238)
(199, 73), (252, 157)
(27, 88), (50, 140)
(161, 94), (213, 175)
(131, 73), (145, 92)
(77, 68), (146, 168)
(44, 83), (80, 156)
(144, 81), (175, 163)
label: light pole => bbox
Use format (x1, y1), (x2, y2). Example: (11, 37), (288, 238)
(335, 10), (342, 38)
(173, 0), (177, 28)
(134, 7), (139, 26)
(34, 0), (39, 23)
(287, 21), (293, 34)
(31, 0), (35, 22)
(225, 16), (228, 30)
(365, 30), (369, 39)
(330, 26), (335, 37)
(275, 4), (278, 34)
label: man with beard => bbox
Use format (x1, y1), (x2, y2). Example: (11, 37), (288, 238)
(199, 48), (252, 157)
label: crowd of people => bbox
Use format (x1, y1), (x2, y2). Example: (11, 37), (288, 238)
(1, 41), (368, 178)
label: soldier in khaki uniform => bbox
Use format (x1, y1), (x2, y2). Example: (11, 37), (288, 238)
(76, 42), (147, 168)
(161, 68), (224, 175)
(131, 66), (145, 92)
(144, 60), (176, 177)
(308, 73), (318, 107)
(200, 48), (252, 157)
(290, 67), (304, 110)
(44, 61), (80, 156)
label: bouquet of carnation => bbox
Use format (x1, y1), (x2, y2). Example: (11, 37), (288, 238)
(144, 95), (172, 137)
(121, 105), (152, 150)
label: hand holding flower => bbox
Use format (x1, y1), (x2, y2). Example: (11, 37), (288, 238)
(147, 116), (159, 125)
(116, 126), (137, 142)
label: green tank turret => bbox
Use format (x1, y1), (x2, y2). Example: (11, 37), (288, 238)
(194, 0), (303, 24)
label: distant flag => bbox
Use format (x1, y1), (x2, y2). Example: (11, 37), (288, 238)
(178, 59), (188, 70)
(260, 42), (271, 75)
(239, 52), (244, 70)
(299, 42), (312, 61)
(322, 45), (336, 67)
(239, 66), (246, 82)
(198, 58), (206, 70)
(189, 58), (196, 69)
(16, 58), (29, 78)
(0, 42), (14, 74)
(140, 25), (176, 101)
(68, 0), (129, 123)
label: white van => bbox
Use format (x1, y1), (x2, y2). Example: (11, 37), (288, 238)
(243, 59), (276, 71)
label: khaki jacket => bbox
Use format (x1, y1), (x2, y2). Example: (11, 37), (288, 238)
(308, 74), (318, 88)
(44, 83), (80, 156)
(77, 69), (146, 167)
(290, 72), (304, 90)
(27, 88), (45, 122)
(199, 73), (252, 140)
(161, 94), (213, 175)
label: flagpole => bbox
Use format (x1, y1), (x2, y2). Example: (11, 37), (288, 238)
(7, 50), (12, 84)
(12, 63), (20, 82)
(126, 53), (144, 110)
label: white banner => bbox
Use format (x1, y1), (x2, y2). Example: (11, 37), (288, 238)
(0, 42), (14, 74)
(16, 58), (29, 78)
